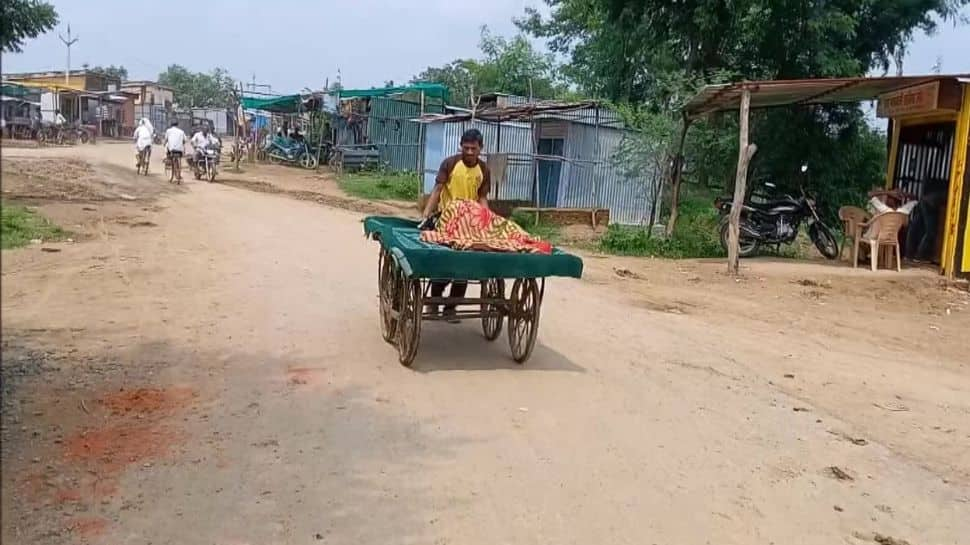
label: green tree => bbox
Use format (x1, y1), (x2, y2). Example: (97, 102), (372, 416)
(521, 0), (967, 102)
(89, 64), (129, 82)
(412, 60), (477, 107)
(411, 26), (565, 107)
(519, 0), (966, 234)
(0, 0), (58, 53)
(158, 65), (236, 108)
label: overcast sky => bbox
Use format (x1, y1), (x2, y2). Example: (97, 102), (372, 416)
(3, 1), (968, 94)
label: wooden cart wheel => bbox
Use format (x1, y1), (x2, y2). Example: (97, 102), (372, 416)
(377, 248), (399, 343)
(395, 274), (422, 367)
(507, 278), (540, 364)
(481, 278), (505, 341)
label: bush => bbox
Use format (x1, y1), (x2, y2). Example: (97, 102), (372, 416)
(599, 192), (723, 258)
(338, 171), (420, 201)
(510, 210), (561, 243)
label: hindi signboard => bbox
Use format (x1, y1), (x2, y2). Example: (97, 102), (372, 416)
(877, 81), (949, 118)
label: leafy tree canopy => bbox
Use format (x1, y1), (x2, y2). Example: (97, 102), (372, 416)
(88, 64), (128, 82)
(411, 26), (567, 107)
(519, 0), (968, 103)
(158, 65), (236, 108)
(0, 0), (58, 53)
(518, 0), (967, 233)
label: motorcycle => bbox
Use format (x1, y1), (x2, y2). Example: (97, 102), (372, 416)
(715, 165), (839, 260)
(191, 145), (221, 182)
(265, 136), (318, 169)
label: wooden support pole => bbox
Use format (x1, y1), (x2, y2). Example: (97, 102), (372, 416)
(665, 113), (692, 236)
(727, 88), (756, 275)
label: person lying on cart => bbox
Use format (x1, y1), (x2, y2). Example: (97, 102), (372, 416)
(420, 128), (492, 322)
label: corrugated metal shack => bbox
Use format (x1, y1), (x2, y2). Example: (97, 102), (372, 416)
(416, 96), (660, 226)
(326, 88), (658, 225)
(332, 84), (448, 171)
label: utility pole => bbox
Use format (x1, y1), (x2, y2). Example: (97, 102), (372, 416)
(59, 25), (80, 86)
(247, 73), (272, 94)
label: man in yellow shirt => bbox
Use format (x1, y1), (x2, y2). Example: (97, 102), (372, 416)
(422, 128), (492, 321)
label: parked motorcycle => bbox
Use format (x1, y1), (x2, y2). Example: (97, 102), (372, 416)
(191, 145), (221, 182)
(265, 137), (318, 169)
(715, 165), (839, 260)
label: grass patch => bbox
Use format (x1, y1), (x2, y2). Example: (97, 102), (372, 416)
(1, 204), (68, 249)
(338, 171), (420, 201)
(510, 210), (562, 244)
(600, 192), (723, 258)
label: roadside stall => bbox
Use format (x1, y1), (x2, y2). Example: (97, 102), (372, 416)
(684, 74), (970, 278)
(880, 78), (970, 278)
(241, 93), (326, 169)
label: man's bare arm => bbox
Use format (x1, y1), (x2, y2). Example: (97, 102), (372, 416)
(423, 184), (444, 218)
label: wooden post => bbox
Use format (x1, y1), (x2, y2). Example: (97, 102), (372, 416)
(592, 104), (601, 211)
(727, 88), (756, 275)
(665, 114), (691, 236)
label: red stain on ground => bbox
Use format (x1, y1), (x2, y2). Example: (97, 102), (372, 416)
(99, 387), (195, 415)
(53, 479), (118, 505)
(63, 424), (181, 473)
(68, 516), (109, 539)
(286, 366), (327, 387)
(54, 487), (83, 503)
(10, 385), (196, 543)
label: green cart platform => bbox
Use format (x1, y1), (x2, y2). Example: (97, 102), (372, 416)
(364, 216), (583, 367)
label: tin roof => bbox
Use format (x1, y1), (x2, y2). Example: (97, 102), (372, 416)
(684, 74), (970, 118)
(413, 99), (603, 124)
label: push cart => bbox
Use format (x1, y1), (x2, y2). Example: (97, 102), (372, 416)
(364, 216), (584, 367)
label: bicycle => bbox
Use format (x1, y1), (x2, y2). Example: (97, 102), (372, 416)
(165, 151), (183, 184)
(136, 146), (151, 175)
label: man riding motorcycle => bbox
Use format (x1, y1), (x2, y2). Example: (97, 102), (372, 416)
(190, 124), (219, 165)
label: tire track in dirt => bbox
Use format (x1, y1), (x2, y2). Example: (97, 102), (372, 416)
(216, 178), (411, 217)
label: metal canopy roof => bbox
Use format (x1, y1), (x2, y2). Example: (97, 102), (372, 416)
(684, 74), (969, 118)
(413, 100), (602, 124)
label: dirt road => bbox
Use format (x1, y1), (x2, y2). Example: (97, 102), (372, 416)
(2, 143), (969, 545)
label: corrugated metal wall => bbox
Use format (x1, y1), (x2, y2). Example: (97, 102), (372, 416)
(191, 108), (230, 135)
(340, 93), (657, 225)
(436, 119), (535, 201)
(422, 117), (658, 225)
(561, 123), (657, 225)
(365, 97), (442, 172)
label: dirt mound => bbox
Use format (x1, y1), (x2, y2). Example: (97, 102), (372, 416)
(1, 157), (105, 201)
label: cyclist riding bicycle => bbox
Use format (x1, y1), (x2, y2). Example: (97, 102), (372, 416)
(134, 118), (154, 170)
(164, 120), (188, 182)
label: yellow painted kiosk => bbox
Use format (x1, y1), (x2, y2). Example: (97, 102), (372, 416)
(881, 77), (970, 278)
(685, 74), (970, 278)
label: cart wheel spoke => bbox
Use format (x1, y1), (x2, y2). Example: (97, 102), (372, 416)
(377, 248), (399, 343)
(395, 275), (422, 367)
(507, 279), (540, 364)
(481, 278), (505, 341)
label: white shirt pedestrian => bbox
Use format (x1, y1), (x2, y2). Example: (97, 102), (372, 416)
(164, 125), (187, 152)
(134, 124), (153, 151)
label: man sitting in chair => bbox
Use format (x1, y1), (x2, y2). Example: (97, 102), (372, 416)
(420, 128), (492, 322)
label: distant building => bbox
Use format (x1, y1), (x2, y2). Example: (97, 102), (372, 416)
(120, 81), (174, 108)
(3, 69), (121, 92)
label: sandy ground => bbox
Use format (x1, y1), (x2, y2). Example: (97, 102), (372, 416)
(2, 142), (969, 545)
